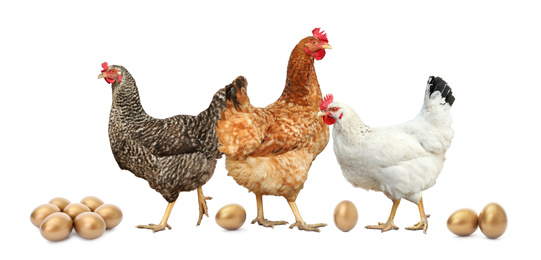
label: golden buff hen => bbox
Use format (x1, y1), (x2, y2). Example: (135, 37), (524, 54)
(217, 28), (331, 232)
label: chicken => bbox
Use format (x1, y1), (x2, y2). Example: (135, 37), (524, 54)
(319, 76), (455, 234)
(216, 28), (332, 232)
(98, 62), (228, 232)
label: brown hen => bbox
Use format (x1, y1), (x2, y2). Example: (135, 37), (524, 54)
(217, 28), (331, 232)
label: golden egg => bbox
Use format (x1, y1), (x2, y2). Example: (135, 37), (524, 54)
(63, 202), (91, 219)
(74, 212), (106, 239)
(333, 200), (358, 232)
(40, 212), (73, 241)
(447, 208), (478, 236)
(215, 204), (246, 230)
(30, 204), (61, 228)
(479, 202), (507, 239)
(95, 204), (123, 229)
(80, 196), (104, 211)
(49, 197), (71, 211)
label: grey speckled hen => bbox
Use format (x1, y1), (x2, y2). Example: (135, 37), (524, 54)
(98, 62), (229, 232)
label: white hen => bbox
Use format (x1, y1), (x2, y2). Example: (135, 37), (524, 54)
(319, 76), (454, 233)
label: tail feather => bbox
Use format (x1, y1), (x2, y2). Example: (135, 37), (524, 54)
(426, 76), (455, 106)
(225, 76), (250, 111)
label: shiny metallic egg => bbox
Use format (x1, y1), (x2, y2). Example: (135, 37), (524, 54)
(95, 204), (123, 229)
(80, 196), (104, 212)
(479, 203), (507, 239)
(333, 200), (358, 232)
(447, 208), (478, 236)
(74, 212), (106, 239)
(215, 204), (246, 230)
(40, 212), (73, 241)
(63, 202), (91, 220)
(30, 204), (61, 228)
(48, 197), (71, 212)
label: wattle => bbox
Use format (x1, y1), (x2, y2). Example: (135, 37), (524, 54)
(313, 49), (326, 60)
(323, 115), (336, 125)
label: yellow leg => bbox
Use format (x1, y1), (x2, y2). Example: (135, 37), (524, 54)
(136, 200), (175, 232)
(366, 199), (400, 232)
(406, 197), (430, 234)
(250, 193), (288, 228)
(196, 187), (212, 226)
(287, 200), (327, 232)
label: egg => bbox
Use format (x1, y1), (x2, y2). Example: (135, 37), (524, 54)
(63, 202), (91, 219)
(40, 212), (73, 241)
(80, 196), (104, 211)
(30, 204), (61, 228)
(215, 204), (246, 230)
(48, 197), (71, 211)
(333, 200), (358, 232)
(447, 208), (478, 236)
(95, 204), (123, 229)
(74, 212), (106, 239)
(479, 202), (507, 239)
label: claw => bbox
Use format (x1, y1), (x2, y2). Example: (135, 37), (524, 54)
(406, 214), (430, 234)
(251, 217), (288, 228)
(365, 221), (399, 232)
(136, 223), (171, 232)
(196, 187), (212, 226)
(289, 221), (327, 232)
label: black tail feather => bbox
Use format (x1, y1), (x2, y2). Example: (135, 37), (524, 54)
(428, 76), (455, 106)
(225, 76), (248, 111)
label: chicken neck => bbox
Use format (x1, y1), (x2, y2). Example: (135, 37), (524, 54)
(332, 104), (371, 140)
(110, 71), (149, 123)
(278, 40), (322, 107)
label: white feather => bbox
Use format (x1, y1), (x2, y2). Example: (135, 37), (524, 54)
(328, 83), (454, 204)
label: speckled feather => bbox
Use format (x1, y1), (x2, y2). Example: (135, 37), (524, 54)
(217, 36), (330, 201)
(107, 65), (227, 203)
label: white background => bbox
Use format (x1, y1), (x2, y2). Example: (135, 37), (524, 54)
(1, 0), (539, 258)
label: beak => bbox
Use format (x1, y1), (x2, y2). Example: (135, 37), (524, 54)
(98, 72), (105, 79)
(322, 43), (332, 50)
(317, 111), (327, 117)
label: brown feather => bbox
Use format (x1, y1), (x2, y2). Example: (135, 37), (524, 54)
(217, 35), (330, 201)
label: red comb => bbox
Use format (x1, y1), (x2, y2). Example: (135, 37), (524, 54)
(312, 28), (328, 43)
(101, 62), (109, 72)
(319, 94), (334, 110)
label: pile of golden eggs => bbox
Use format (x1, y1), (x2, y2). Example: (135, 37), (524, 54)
(447, 202), (507, 239)
(30, 196), (123, 241)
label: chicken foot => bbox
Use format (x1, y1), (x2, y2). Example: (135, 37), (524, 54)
(366, 199), (401, 232)
(196, 187), (212, 226)
(405, 197), (430, 234)
(136, 200), (175, 232)
(288, 200), (327, 232)
(251, 194), (288, 228)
